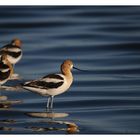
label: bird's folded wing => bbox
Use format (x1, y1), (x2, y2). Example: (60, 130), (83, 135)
(24, 79), (64, 89)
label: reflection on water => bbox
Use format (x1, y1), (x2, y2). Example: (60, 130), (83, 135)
(0, 96), (7, 101)
(26, 112), (79, 134)
(0, 100), (22, 109)
(26, 112), (69, 118)
(0, 126), (14, 131)
(27, 120), (79, 134)
(0, 111), (79, 134)
(0, 84), (23, 108)
(0, 120), (79, 134)
(0, 119), (16, 124)
(0, 85), (22, 91)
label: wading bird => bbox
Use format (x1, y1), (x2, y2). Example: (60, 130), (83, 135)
(22, 59), (83, 111)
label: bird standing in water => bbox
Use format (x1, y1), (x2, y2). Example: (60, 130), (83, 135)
(0, 38), (22, 75)
(0, 54), (13, 100)
(22, 59), (82, 111)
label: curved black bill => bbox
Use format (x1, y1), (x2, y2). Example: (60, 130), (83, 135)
(73, 66), (87, 72)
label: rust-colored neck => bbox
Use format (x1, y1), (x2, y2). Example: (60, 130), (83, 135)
(61, 65), (73, 84)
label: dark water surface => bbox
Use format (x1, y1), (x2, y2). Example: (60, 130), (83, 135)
(0, 6), (140, 134)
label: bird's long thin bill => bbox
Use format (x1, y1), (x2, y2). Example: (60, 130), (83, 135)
(73, 66), (86, 72)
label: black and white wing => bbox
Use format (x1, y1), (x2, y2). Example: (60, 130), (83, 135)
(23, 74), (64, 90)
(0, 44), (22, 59)
(0, 61), (10, 81)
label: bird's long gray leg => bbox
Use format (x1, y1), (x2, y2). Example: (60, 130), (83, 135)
(50, 96), (54, 110)
(46, 96), (51, 111)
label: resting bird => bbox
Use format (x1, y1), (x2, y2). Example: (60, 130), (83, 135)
(22, 59), (82, 111)
(0, 54), (13, 86)
(0, 38), (22, 74)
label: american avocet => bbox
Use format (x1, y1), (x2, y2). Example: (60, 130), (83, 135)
(22, 59), (82, 111)
(0, 54), (13, 86)
(0, 39), (22, 73)
(0, 54), (13, 100)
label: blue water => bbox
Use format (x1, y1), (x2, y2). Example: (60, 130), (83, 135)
(0, 6), (140, 134)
